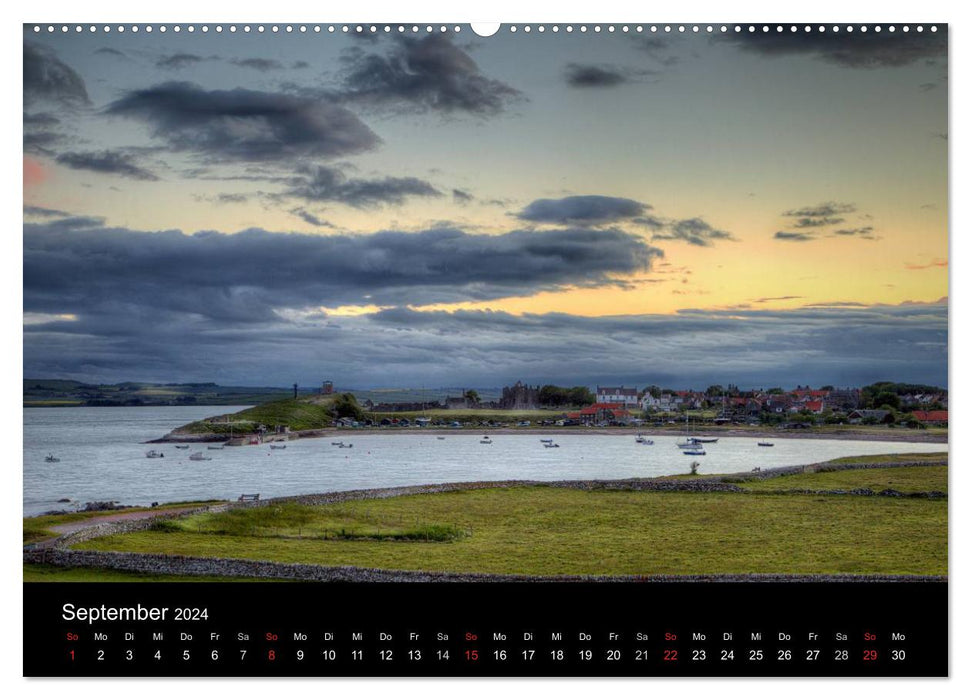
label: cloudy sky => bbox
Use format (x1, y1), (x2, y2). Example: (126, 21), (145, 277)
(23, 26), (948, 389)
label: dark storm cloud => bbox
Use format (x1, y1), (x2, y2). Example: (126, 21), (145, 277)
(516, 197), (733, 247)
(289, 208), (333, 228)
(24, 204), (70, 218)
(564, 64), (629, 88)
(452, 188), (474, 204)
(23, 42), (90, 107)
(632, 215), (668, 231)
(33, 215), (107, 231)
(23, 299), (946, 389)
(155, 53), (216, 70)
(105, 82), (380, 163)
(24, 219), (660, 323)
(337, 34), (521, 116)
(774, 231), (815, 242)
(215, 193), (247, 204)
(720, 28), (947, 68)
(231, 57), (285, 72)
(24, 111), (68, 154)
(55, 150), (160, 181)
(834, 226), (876, 238)
(778, 202), (878, 241)
(194, 193), (249, 205)
(783, 202), (856, 218)
(651, 217), (735, 247)
(634, 37), (681, 67)
(23, 130), (62, 153)
(284, 165), (441, 208)
(792, 216), (845, 228)
(24, 111), (61, 127)
(517, 195), (649, 225)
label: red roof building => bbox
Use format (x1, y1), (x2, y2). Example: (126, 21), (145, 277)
(912, 410), (948, 423)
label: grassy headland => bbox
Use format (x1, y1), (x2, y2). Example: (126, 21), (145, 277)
(173, 397), (338, 435)
(70, 456), (946, 576)
(730, 465), (947, 494)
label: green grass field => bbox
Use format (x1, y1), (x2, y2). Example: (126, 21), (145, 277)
(178, 398), (336, 434)
(734, 465), (947, 494)
(74, 484), (946, 576)
(825, 452), (947, 465)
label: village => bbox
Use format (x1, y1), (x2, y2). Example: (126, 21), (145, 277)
(348, 381), (948, 431)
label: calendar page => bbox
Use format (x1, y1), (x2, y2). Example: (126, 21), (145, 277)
(22, 21), (948, 677)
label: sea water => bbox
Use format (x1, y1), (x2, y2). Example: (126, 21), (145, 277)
(23, 406), (947, 515)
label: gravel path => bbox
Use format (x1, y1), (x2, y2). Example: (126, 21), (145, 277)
(47, 506), (208, 536)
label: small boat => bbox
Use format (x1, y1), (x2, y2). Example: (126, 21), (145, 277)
(543, 443), (560, 448)
(207, 445), (225, 450)
(677, 414), (699, 450)
(691, 438), (719, 444)
(45, 454), (60, 463)
(480, 436), (493, 444)
(189, 452), (212, 461)
(145, 450), (164, 459)
(269, 443), (287, 450)
(758, 442), (774, 447)
(437, 436), (446, 440)
(338, 443), (354, 448)
(683, 448), (706, 456)
(331, 441), (344, 446)
(640, 439), (654, 445)
(174, 445), (190, 450)
(540, 438), (554, 444)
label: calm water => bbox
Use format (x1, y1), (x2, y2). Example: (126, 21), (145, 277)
(23, 406), (947, 515)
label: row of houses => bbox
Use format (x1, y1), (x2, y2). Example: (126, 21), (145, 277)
(595, 385), (947, 424)
(596, 385), (861, 414)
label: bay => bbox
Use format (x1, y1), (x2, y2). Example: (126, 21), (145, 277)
(23, 406), (947, 515)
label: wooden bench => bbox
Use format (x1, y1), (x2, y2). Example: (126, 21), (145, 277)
(238, 493), (260, 502)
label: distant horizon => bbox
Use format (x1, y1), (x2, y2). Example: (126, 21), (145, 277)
(23, 376), (948, 394)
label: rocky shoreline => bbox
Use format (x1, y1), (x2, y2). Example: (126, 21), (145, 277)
(150, 425), (949, 444)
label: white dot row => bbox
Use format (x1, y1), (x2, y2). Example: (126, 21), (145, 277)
(510, 24), (940, 33)
(30, 24), (940, 35)
(30, 24), (463, 34)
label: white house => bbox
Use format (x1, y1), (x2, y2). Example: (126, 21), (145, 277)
(640, 393), (661, 411)
(596, 386), (639, 408)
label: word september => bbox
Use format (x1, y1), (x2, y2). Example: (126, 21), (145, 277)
(62, 604), (208, 624)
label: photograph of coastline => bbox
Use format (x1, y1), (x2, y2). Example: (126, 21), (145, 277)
(23, 24), (947, 583)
